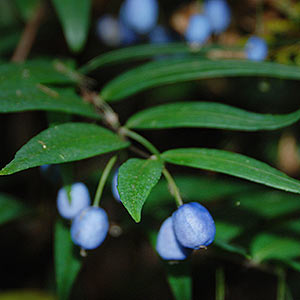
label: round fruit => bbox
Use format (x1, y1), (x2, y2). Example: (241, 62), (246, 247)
(204, 0), (231, 34)
(149, 25), (171, 44)
(184, 14), (212, 45)
(57, 182), (91, 220)
(96, 15), (121, 47)
(120, 0), (159, 34)
(156, 217), (191, 260)
(172, 202), (216, 249)
(245, 36), (268, 61)
(111, 169), (121, 202)
(71, 207), (109, 250)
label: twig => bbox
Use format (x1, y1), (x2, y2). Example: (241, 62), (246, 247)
(11, 1), (46, 62)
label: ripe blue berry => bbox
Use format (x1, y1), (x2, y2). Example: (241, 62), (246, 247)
(57, 182), (91, 220)
(245, 36), (268, 61)
(172, 202), (216, 249)
(156, 217), (191, 260)
(71, 207), (109, 250)
(120, 0), (159, 34)
(96, 15), (121, 47)
(184, 14), (212, 45)
(204, 0), (231, 34)
(111, 169), (121, 202)
(149, 25), (171, 44)
(119, 20), (138, 45)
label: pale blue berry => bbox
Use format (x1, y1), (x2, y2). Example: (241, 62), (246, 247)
(156, 217), (191, 260)
(71, 207), (109, 250)
(204, 0), (231, 34)
(111, 169), (121, 202)
(57, 182), (91, 220)
(172, 202), (216, 249)
(120, 0), (159, 34)
(185, 14), (212, 45)
(96, 15), (122, 47)
(245, 36), (268, 61)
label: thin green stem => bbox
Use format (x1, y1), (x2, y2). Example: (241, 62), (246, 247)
(277, 267), (286, 300)
(216, 267), (225, 300)
(162, 168), (183, 207)
(93, 155), (117, 207)
(121, 127), (160, 156)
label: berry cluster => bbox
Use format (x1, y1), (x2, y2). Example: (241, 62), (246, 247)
(57, 183), (109, 250)
(156, 202), (216, 261)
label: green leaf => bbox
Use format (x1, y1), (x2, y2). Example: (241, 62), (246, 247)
(100, 58), (300, 102)
(250, 233), (300, 262)
(118, 158), (163, 222)
(214, 239), (249, 258)
(161, 148), (300, 194)
(79, 43), (214, 74)
(215, 221), (243, 243)
(0, 85), (100, 119)
(0, 123), (130, 175)
(237, 191), (300, 219)
(52, 0), (91, 52)
(0, 59), (77, 85)
(0, 290), (56, 300)
(126, 102), (300, 131)
(14, 0), (40, 21)
(0, 193), (29, 225)
(55, 219), (81, 300)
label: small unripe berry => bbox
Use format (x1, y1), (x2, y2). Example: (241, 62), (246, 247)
(71, 207), (109, 250)
(156, 217), (191, 260)
(245, 36), (268, 62)
(120, 0), (159, 34)
(57, 182), (91, 220)
(204, 0), (231, 34)
(184, 14), (212, 45)
(111, 169), (121, 202)
(172, 202), (216, 249)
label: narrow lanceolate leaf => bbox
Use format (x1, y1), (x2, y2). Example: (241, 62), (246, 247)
(55, 219), (81, 300)
(0, 59), (77, 85)
(52, 0), (91, 52)
(0, 193), (29, 225)
(100, 58), (300, 101)
(0, 123), (130, 175)
(250, 233), (300, 262)
(161, 148), (300, 194)
(118, 158), (163, 222)
(126, 102), (300, 131)
(0, 85), (100, 119)
(79, 43), (212, 74)
(14, 0), (40, 21)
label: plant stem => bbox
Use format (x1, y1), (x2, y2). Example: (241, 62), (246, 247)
(277, 267), (286, 300)
(216, 267), (225, 300)
(93, 155), (117, 207)
(162, 168), (183, 207)
(121, 127), (160, 156)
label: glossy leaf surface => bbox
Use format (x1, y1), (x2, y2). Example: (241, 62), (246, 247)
(0, 123), (129, 175)
(162, 148), (300, 194)
(118, 158), (163, 222)
(126, 102), (300, 131)
(101, 58), (300, 101)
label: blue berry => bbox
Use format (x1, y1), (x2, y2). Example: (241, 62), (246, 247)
(172, 202), (216, 249)
(156, 217), (191, 260)
(245, 36), (268, 61)
(185, 14), (212, 45)
(204, 0), (231, 34)
(57, 182), (91, 220)
(149, 25), (172, 44)
(111, 169), (121, 202)
(120, 0), (159, 34)
(71, 207), (109, 250)
(119, 19), (138, 45)
(96, 15), (122, 47)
